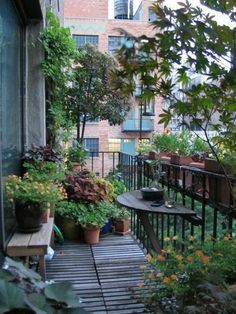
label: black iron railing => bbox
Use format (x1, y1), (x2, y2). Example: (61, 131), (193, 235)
(87, 152), (236, 253)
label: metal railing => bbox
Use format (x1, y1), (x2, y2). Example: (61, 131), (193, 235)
(86, 152), (236, 253)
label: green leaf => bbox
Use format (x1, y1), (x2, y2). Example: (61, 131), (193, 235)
(57, 308), (89, 314)
(5, 257), (42, 281)
(0, 269), (15, 281)
(26, 293), (47, 314)
(44, 282), (81, 308)
(0, 279), (26, 312)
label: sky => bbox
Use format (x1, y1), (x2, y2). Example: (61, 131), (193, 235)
(164, 0), (235, 27)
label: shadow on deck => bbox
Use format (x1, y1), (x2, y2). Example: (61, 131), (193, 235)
(46, 234), (149, 314)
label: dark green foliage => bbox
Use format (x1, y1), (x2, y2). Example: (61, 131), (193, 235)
(0, 257), (88, 313)
(68, 44), (131, 142)
(39, 11), (76, 144)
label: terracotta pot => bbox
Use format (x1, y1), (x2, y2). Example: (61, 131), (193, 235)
(114, 219), (130, 235)
(55, 216), (82, 241)
(41, 206), (50, 223)
(170, 155), (193, 166)
(15, 200), (44, 233)
(148, 151), (159, 160)
(83, 226), (101, 244)
(205, 158), (231, 174)
(72, 162), (81, 171)
(205, 158), (232, 207)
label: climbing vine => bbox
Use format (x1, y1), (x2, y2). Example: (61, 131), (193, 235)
(39, 11), (76, 145)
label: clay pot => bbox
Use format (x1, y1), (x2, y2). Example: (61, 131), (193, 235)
(170, 155), (193, 166)
(114, 219), (130, 235)
(83, 226), (101, 244)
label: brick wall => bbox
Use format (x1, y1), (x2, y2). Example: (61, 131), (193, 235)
(64, 0), (108, 18)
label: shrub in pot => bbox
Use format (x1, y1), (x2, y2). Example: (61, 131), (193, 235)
(5, 174), (66, 232)
(152, 132), (179, 160)
(113, 207), (131, 235)
(65, 170), (115, 205)
(55, 201), (86, 240)
(79, 204), (108, 244)
(66, 142), (89, 170)
(22, 144), (63, 163)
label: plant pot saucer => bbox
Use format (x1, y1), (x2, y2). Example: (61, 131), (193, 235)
(17, 224), (42, 233)
(150, 200), (165, 207)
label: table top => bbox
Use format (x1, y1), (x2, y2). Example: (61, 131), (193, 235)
(117, 190), (196, 216)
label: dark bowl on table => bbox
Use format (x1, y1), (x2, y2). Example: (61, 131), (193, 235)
(140, 187), (164, 201)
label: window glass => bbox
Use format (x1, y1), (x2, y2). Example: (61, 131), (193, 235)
(0, 0), (23, 244)
(109, 138), (121, 152)
(73, 35), (99, 48)
(108, 36), (134, 54)
(83, 138), (99, 157)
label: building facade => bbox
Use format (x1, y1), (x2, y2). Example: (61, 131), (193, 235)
(64, 0), (164, 175)
(0, 0), (63, 261)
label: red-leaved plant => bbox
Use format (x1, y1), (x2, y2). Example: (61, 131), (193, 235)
(65, 170), (114, 204)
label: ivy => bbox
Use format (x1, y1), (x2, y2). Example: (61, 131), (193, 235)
(39, 11), (77, 145)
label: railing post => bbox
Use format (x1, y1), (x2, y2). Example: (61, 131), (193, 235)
(137, 154), (143, 189)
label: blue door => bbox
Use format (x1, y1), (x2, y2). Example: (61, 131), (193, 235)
(121, 139), (135, 156)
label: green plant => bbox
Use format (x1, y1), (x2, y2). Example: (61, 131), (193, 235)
(79, 204), (108, 228)
(176, 131), (193, 156)
(113, 207), (131, 221)
(139, 236), (236, 313)
(39, 11), (76, 145)
(23, 145), (63, 163)
(6, 174), (66, 205)
(66, 143), (89, 166)
(68, 44), (130, 143)
(55, 201), (86, 222)
(136, 141), (155, 154)
(23, 161), (65, 183)
(96, 201), (119, 219)
(0, 257), (87, 313)
(65, 170), (115, 204)
(152, 133), (179, 154)
(106, 174), (126, 197)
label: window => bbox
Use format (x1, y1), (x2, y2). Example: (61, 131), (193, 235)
(109, 139), (121, 152)
(1, 0), (23, 244)
(83, 138), (99, 157)
(73, 35), (99, 48)
(108, 36), (134, 54)
(108, 36), (122, 54)
(148, 8), (157, 22)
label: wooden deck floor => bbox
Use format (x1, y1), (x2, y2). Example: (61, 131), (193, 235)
(46, 234), (149, 314)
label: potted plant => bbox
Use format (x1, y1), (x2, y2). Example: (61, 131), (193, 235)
(152, 132), (179, 161)
(113, 207), (131, 235)
(55, 201), (86, 240)
(22, 144), (63, 163)
(190, 137), (210, 168)
(6, 174), (66, 232)
(66, 142), (89, 170)
(79, 204), (108, 244)
(170, 131), (194, 166)
(65, 170), (115, 204)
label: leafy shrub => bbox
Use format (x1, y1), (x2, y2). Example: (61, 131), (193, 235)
(23, 144), (63, 163)
(66, 142), (89, 166)
(79, 203), (108, 228)
(55, 201), (87, 222)
(139, 236), (236, 313)
(65, 170), (115, 204)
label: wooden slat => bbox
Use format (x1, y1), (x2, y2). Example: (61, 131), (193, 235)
(46, 234), (150, 313)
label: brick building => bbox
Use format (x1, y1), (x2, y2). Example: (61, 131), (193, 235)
(64, 0), (164, 175)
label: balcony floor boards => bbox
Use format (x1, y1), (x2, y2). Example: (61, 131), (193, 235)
(46, 234), (150, 314)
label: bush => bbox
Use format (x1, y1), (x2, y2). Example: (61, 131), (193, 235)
(65, 170), (115, 204)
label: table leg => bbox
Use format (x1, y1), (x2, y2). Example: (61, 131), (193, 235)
(39, 255), (46, 281)
(137, 212), (162, 253)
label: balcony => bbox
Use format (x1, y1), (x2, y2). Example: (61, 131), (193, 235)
(122, 118), (154, 132)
